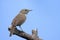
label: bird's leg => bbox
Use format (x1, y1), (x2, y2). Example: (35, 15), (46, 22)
(19, 26), (23, 31)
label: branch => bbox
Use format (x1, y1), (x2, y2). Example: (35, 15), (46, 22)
(8, 28), (42, 40)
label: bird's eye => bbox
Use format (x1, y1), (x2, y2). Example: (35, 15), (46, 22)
(25, 10), (27, 11)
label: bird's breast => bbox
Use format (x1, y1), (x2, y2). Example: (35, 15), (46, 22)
(16, 14), (26, 26)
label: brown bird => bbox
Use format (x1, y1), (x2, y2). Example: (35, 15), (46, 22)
(9, 9), (32, 36)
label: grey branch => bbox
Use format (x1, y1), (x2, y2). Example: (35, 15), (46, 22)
(8, 28), (42, 40)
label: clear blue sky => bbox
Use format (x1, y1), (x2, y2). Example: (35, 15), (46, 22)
(0, 0), (60, 40)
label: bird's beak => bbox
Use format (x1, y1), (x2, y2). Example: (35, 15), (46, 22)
(29, 10), (32, 11)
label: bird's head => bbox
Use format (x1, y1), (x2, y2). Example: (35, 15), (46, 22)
(20, 9), (32, 14)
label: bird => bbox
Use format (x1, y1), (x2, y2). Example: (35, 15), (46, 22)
(9, 9), (32, 37)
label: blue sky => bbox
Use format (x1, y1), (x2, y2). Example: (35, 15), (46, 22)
(0, 0), (60, 40)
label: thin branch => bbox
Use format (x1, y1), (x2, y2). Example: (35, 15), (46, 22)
(8, 28), (42, 40)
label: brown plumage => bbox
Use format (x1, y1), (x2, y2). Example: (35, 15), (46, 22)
(9, 9), (32, 36)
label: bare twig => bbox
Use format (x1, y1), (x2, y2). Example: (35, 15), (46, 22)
(8, 28), (42, 40)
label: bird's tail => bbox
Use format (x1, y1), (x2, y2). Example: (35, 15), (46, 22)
(10, 30), (13, 37)
(9, 25), (15, 37)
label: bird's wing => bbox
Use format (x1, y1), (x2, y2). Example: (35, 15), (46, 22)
(11, 14), (26, 26)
